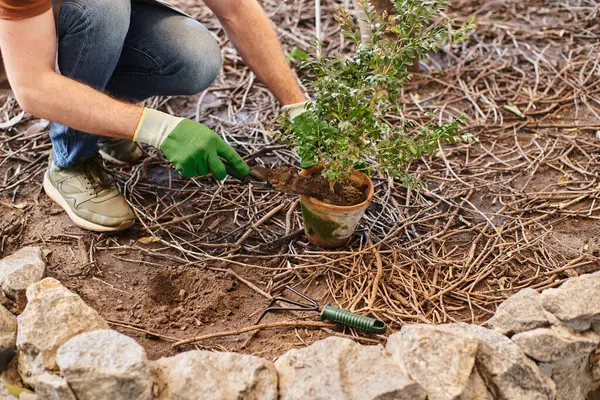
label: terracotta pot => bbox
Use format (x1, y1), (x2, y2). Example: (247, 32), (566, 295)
(299, 167), (374, 248)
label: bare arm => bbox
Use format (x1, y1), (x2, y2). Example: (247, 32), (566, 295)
(0, 9), (142, 139)
(204, 0), (306, 105)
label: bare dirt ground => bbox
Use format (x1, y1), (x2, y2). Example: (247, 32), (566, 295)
(1, 0), (600, 362)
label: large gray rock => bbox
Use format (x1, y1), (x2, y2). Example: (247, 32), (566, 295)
(34, 374), (76, 400)
(592, 347), (600, 382)
(511, 325), (600, 363)
(460, 369), (494, 400)
(541, 271), (600, 330)
(56, 330), (152, 400)
(0, 386), (16, 400)
(0, 248), (45, 308)
(386, 324), (479, 400)
(152, 350), (277, 400)
(275, 336), (426, 400)
(0, 358), (25, 400)
(488, 288), (549, 335)
(0, 291), (16, 316)
(591, 320), (600, 336)
(1, 357), (22, 390)
(0, 291), (7, 308)
(0, 305), (16, 371)
(441, 323), (555, 400)
(543, 357), (597, 400)
(16, 278), (108, 384)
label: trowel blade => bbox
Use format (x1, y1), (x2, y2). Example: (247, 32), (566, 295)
(249, 166), (270, 183)
(248, 166), (275, 190)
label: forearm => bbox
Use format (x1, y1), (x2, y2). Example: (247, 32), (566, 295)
(0, 9), (141, 139)
(210, 0), (306, 105)
(18, 72), (142, 140)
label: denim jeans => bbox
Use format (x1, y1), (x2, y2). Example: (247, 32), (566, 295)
(51, 0), (222, 167)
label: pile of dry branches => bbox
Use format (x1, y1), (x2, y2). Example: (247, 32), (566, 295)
(1, 0), (599, 338)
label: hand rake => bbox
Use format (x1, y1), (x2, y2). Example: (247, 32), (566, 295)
(256, 285), (387, 334)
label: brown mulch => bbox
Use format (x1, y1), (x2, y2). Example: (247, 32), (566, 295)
(0, 0), (599, 360)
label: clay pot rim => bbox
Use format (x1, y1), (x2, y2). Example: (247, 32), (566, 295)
(299, 167), (375, 211)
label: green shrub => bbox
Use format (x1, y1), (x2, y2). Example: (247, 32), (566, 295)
(277, 0), (475, 185)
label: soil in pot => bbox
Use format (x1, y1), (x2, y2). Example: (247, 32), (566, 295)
(265, 167), (367, 206)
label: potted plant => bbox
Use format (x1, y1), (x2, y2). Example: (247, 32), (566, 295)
(277, 0), (475, 248)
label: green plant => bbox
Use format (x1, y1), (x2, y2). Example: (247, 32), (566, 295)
(286, 47), (309, 63)
(277, 0), (475, 185)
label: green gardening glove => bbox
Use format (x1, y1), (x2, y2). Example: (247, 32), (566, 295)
(282, 101), (314, 169)
(133, 108), (249, 180)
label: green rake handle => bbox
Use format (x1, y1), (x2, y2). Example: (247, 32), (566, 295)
(320, 304), (387, 334)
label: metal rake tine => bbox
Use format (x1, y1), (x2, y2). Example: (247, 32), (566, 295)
(255, 287), (321, 324)
(256, 304), (317, 325)
(283, 285), (319, 309)
(255, 296), (281, 324)
(255, 296), (287, 324)
(269, 295), (318, 310)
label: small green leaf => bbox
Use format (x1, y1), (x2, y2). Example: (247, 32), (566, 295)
(3, 383), (35, 397)
(286, 47), (309, 62)
(503, 104), (525, 118)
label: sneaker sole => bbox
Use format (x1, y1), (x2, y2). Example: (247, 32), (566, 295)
(43, 171), (134, 233)
(99, 149), (142, 166)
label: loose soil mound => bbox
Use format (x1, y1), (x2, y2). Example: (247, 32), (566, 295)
(147, 268), (241, 326)
(267, 167), (367, 206)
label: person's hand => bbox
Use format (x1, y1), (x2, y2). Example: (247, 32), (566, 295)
(134, 109), (249, 180)
(282, 101), (314, 169)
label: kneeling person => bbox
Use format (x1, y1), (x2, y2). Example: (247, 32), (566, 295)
(0, 0), (306, 232)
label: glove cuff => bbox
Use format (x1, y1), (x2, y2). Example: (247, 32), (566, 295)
(282, 101), (309, 120)
(133, 108), (184, 148)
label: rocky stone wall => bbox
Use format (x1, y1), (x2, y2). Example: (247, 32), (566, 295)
(1, 246), (599, 399)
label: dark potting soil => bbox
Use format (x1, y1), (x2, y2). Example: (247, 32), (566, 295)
(266, 167), (367, 206)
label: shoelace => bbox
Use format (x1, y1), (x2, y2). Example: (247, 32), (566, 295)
(79, 155), (113, 195)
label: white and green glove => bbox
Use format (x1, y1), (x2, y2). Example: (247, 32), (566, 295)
(282, 101), (314, 169)
(134, 108), (249, 180)
(282, 101), (309, 120)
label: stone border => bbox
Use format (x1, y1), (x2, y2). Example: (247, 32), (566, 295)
(1, 246), (599, 399)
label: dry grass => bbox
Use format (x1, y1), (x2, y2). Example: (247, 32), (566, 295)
(1, 0), (599, 344)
